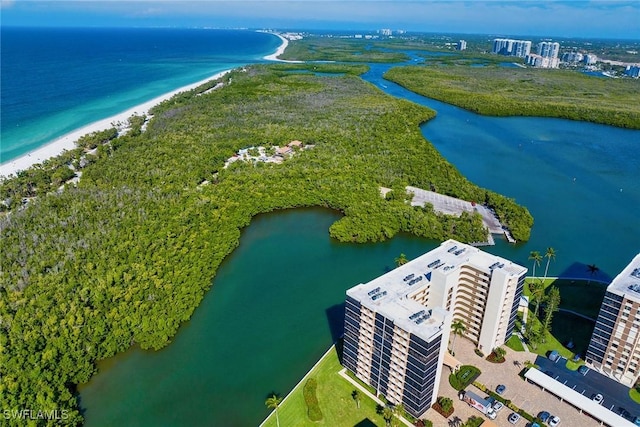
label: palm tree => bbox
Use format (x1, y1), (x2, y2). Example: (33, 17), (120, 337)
(394, 253), (408, 267)
(528, 251), (542, 280)
(543, 247), (556, 281)
(351, 389), (361, 409)
(265, 393), (283, 427)
(529, 280), (546, 317)
(392, 403), (405, 427)
(450, 319), (467, 355)
(492, 346), (507, 361)
(587, 264), (600, 284)
(382, 406), (394, 427)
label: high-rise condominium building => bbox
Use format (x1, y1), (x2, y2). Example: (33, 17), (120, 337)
(586, 253), (640, 387)
(492, 38), (531, 58)
(537, 41), (560, 59)
(343, 240), (527, 417)
(457, 40), (467, 51)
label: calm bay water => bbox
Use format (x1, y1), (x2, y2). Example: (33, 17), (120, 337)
(79, 209), (440, 426)
(0, 27), (279, 162)
(363, 63), (640, 280)
(65, 46), (639, 425)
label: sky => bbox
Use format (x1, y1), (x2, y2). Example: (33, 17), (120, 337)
(1, 1), (639, 40)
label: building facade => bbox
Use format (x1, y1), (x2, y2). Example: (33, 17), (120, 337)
(492, 38), (531, 58)
(537, 41), (560, 59)
(625, 65), (640, 78)
(586, 254), (640, 387)
(343, 240), (527, 417)
(457, 40), (467, 51)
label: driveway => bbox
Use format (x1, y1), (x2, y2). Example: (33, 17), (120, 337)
(421, 337), (602, 427)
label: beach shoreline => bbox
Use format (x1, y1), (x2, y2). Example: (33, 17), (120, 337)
(0, 70), (232, 179)
(262, 32), (289, 61)
(0, 30), (292, 180)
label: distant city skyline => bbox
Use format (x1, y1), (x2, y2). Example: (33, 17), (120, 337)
(2, 1), (640, 40)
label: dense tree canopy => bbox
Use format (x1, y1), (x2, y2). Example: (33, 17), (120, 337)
(385, 65), (640, 129)
(0, 63), (532, 425)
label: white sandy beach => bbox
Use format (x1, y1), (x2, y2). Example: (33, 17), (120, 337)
(0, 31), (291, 180)
(263, 33), (289, 61)
(0, 70), (232, 179)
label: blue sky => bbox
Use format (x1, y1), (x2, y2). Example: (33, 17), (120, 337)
(2, 1), (639, 39)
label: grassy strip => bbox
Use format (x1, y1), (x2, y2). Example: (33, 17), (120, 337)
(630, 388), (640, 404)
(261, 347), (389, 427)
(505, 335), (525, 352)
(385, 65), (640, 129)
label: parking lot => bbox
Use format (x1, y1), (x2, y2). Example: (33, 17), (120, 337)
(536, 355), (639, 422)
(423, 338), (604, 427)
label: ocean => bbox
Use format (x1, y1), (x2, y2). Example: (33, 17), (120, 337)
(0, 27), (280, 163)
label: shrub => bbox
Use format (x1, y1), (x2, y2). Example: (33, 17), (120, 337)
(462, 416), (484, 427)
(303, 378), (323, 421)
(449, 365), (481, 391)
(432, 396), (454, 418)
(474, 349), (484, 357)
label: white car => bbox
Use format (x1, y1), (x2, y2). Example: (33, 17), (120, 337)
(508, 412), (521, 424)
(549, 415), (561, 427)
(493, 401), (504, 412)
(593, 393), (604, 404)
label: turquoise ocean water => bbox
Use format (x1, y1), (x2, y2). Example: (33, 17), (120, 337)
(3, 27), (639, 425)
(0, 27), (280, 163)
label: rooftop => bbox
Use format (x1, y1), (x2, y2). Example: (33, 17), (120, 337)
(607, 253), (640, 302)
(346, 239), (526, 342)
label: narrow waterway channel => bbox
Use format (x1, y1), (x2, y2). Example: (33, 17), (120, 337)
(79, 60), (640, 426)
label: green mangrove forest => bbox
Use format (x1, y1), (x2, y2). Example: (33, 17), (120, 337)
(385, 65), (640, 129)
(0, 63), (532, 425)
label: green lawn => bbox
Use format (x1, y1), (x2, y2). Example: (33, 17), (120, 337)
(630, 387), (640, 404)
(506, 335), (525, 352)
(261, 346), (390, 427)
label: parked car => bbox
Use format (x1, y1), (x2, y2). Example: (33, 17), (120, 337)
(508, 412), (521, 424)
(493, 401), (504, 412)
(593, 393), (604, 404)
(496, 384), (506, 395)
(549, 415), (561, 426)
(538, 411), (551, 423)
(578, 365), (590, 375)
(548, 350), (561, 362)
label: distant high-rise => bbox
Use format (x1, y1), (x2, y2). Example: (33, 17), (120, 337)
(584, 54), (598, 65)
(561, 52), (584, 63)
(525, 54), (560, 69)
(537, 41), (560, 59)
(586, 254), (640, 387)
(626, 65), (640, 78)
(457, 40), (467, 51)
(380, 28), (392, 36)
(492, 38), (531, 58)
(343, 240), (526, 418)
